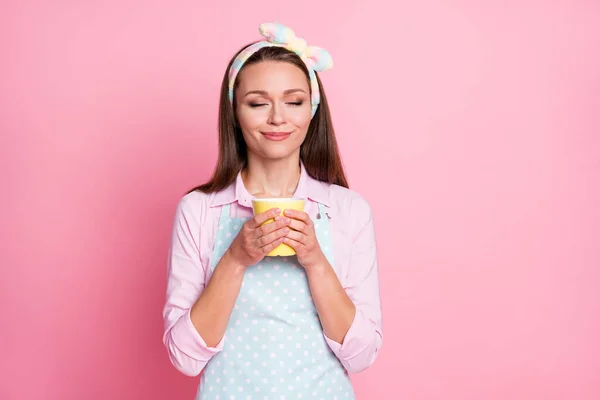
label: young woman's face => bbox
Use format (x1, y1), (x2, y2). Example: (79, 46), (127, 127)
(235, 61), (312, 161)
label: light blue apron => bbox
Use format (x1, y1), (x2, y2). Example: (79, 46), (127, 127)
(197, 202), (355, 399)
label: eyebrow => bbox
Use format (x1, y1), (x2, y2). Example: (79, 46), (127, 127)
(243, 88), (307, 97)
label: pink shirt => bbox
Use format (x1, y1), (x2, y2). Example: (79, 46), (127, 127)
(162, 164), (383, 377)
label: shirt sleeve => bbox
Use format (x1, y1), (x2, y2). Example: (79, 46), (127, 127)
(324, 199), (383, 373)
(162, 193), (224, 377)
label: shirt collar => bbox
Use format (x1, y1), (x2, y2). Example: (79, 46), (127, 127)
(209, 162), (331, 208)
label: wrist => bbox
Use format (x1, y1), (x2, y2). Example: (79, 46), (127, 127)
(305, 255), (330, 277)
(221, 249), (247, 275)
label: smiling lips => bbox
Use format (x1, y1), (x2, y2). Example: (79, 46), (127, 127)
(261, 132), (292, 141)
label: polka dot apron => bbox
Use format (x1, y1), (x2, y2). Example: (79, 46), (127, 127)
(197, 203), (355, 399)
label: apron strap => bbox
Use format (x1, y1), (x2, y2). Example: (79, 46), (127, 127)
(315, 201), (334, 265)
(219, 203), (231, 224)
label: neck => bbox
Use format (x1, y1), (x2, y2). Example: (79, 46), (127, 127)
(242, 153), (301, 198)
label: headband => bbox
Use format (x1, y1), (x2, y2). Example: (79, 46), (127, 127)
(228, 22), (334, 117)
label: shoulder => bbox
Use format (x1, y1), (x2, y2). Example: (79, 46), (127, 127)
(177, 190), (210, 212)
(327, 184), (374, 233)
(329, 184), (373, 215)
(173, 190), (216, 225)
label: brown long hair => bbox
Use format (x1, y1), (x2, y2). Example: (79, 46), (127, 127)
(189, 44), (348, 193)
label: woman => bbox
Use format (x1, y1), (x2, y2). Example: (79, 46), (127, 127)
(162, 22), (383, 399)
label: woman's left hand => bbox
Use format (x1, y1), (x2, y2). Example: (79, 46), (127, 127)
(280, 209), (327, 270)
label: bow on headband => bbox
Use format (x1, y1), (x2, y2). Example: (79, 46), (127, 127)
(228, 22), (334, 117)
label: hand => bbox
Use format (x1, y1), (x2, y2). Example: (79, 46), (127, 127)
(282, 209), (328, 270)
(226, 208), (291, 268)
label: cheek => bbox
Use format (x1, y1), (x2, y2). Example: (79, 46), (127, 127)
(237, 110), (263, 132)
(289, 110), (312, 129)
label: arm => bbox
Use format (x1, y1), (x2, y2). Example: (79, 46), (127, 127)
(162, 197), (290, 376)
(162, 194), (226, 377)
(188, 251), (245, 347)
(305, 261), (356, 344)
(322, 204), (383, 373)
(283, 202), (383, 373)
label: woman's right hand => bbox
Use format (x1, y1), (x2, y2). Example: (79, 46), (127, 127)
(225, 208), (291, 268)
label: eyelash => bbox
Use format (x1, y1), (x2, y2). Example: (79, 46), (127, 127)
(249, 101), (304, 108)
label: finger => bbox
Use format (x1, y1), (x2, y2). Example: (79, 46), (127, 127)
(258, 226), (290, 247)
(282, 236), (303, 251)
(257, 216), (291, 237)
(287, 218), (308, 233)
(249, 207), (281, 228)
(285, 230), (306, 243)
(283, 209), (310, 223)
(261, 237), (285, 255)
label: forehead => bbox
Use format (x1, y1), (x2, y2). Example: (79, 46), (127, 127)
(236, 61), (309, 92)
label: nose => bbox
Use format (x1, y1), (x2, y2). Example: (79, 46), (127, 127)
(267, 102), (285, 126)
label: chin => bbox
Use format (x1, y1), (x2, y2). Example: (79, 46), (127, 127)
(259, 147), (299, 160)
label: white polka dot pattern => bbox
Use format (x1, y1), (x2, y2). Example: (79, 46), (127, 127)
(197, 203), (354, 399)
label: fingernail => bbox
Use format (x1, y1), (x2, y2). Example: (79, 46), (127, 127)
(274, 208), (281, 214)
(283, 217), (290, 223)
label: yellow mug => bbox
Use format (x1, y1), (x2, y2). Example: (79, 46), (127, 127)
(251, 198), (305, 256)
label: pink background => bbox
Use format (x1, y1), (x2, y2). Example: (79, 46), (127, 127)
(1, 1), (599, 399)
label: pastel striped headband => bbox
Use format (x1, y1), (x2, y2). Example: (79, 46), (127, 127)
(228, 22), (334, 117)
